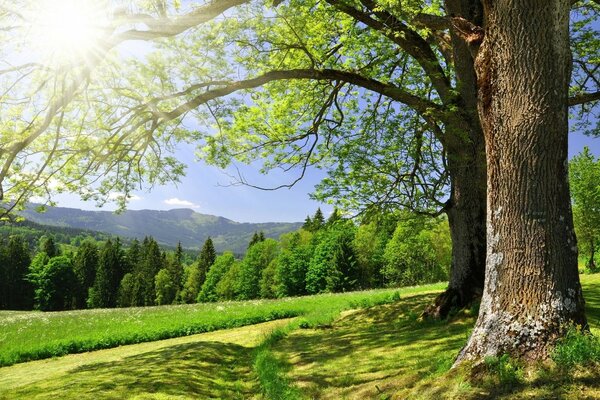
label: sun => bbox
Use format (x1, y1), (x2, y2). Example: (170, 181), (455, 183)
(26, 0), (108, 64)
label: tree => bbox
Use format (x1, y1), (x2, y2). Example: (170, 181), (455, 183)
(72, 239), (99, 308)
(198, 252), (236, 302)
(33, 255), (78, 311)
(197, 237), (216, 287)
(135, 237), (164, 306)
(117, 273), (136, 308)
(168, 242), (185, 292)
(38, 235), (60, 259)
(570, 147), (600, 271)
(383, 215), (449, 287)
(2, 0), (596, 322)
(248, 231), (265, 248)
(155, 268), (177, 305)
(90, 239), (125, 308)
(306, 221), (359, 294)
(275, 230), (314, 297)
(237, 238), (279, 300)
(456, 0), (588, 363)
(0, 236), (33, 310)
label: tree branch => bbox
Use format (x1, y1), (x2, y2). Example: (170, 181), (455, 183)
(324, 0), (455, 104)
(155, 69), (446, 125)
(569, 91), (600, 106)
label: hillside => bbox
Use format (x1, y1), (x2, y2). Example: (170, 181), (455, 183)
(19, 205), (302, 253)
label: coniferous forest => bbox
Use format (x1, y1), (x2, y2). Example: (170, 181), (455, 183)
(0, 209), (451, 311)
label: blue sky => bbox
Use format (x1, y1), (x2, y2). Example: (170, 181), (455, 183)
(53, 131), (599, 223)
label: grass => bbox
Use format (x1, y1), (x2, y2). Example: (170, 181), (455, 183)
(0, 319), (291, 400)
(265, 273), (600, 399)
(2, 276), (598, 399)
(0, 282), (445, 367)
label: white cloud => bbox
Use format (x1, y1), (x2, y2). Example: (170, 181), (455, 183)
(164, 197), (200, 209)
(108, 192), (143, 201)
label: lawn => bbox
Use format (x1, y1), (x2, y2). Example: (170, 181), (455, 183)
(0, 283), (444, 367)
(0, 276), (598, 399)
(269, 273), (600, 399)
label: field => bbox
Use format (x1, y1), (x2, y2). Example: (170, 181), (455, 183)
(0, 283), (446, 367)
(0, 276), (598, 399)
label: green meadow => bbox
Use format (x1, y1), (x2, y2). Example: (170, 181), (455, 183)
(0, 276), (598, 399)
(0, 284), (446, 367)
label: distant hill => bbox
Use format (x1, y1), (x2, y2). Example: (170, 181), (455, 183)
(19, 205), (303, 254)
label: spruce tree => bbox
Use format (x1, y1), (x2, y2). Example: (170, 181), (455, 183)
(138, 237), (163, 306)
(38, 235), (60, 258)
(90, 239), (125, 308)
(168, 242), (185, 292)
(312, 208), (325, 230)
(197, 237), (216, 288)
(72, 239), (98, 308)
(6, 236), (33, 310)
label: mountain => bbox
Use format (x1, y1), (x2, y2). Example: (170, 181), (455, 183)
(19, 205), (303, 254)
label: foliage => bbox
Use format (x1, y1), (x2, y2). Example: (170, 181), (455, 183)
(32, 256), (78, 311)
(275, 231), (313, 297)
(90, 239), (126, 308)
(196, 237), (216, 289)
(0, 235), (32, 310)
(382, 215), (450, 287)
(237, 238), (279, 300)
(197, 252), (236, 302)
(155, 268), (177, 306)
(216, 261), (243, 301)
(306, 221), (359, 294)
(570, 147), (600, 271)
(72, 239), (98, 308)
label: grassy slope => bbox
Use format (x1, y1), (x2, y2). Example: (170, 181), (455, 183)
(0, 319), (291, 400)
(271, 273), (600, 399)
(0, 276), (597, 399)
(1, 285), (441, 367)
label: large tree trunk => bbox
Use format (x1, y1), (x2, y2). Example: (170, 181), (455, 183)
(423, 0), (487, 319)
(456, 0), (587, 363)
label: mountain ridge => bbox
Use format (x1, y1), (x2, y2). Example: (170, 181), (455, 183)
(19, 204), (303, 253)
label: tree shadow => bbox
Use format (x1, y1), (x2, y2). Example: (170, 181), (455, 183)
(8, 340), (258, 399)
(272, 293), (474, 399)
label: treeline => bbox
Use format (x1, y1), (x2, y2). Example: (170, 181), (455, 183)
(0, 209), (451, 311)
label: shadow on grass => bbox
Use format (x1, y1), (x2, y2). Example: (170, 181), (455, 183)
(272, 292), (474, 399)
(582, 278), (600, 329)
(7, 340), (257, 400)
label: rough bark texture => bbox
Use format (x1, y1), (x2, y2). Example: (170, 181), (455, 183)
(456, 0), (588, 363)
(423, 0), (487, 319)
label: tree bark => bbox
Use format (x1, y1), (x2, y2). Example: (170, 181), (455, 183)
(456, 0), (587, 363)
(423, 0), (487, 319)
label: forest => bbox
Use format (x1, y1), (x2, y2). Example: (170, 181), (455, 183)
(0, 208), (451, 311)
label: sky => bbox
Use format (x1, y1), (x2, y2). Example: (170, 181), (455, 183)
(47, 2), (600, 223)
(52, 131), (599, 223)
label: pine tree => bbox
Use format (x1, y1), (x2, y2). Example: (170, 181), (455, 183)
(197, 237), (216, 288)
(9, 236), (33, 310)
(138, 237), (164, 306)
(168, 242), (185, 292)
(38, 235), (60, 258)
(90, 239), (125, 308)
(72, 239), (98, 308)
(312, 208), (325, 230)
(326, 208), (342, 226)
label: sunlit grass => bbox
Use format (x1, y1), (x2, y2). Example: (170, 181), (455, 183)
(0, 283), (445, 367)
(268, 274), (600, 399)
